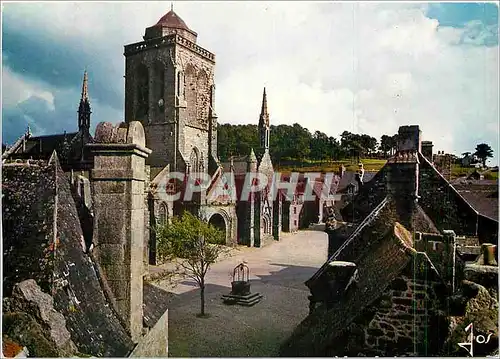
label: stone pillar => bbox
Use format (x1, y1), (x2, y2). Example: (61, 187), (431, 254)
(273, 192), (282, 241)
(88, 121), (151, 343)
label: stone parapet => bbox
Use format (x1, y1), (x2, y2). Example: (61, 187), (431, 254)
(124, 34), (215, 62)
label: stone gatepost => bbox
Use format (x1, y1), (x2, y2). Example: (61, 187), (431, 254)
(273, 191), (282, 241)
(88, 121), (151, 343)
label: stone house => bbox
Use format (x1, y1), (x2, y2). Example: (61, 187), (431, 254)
(279, 125), (499, 357)
(2, 122), (170, 357)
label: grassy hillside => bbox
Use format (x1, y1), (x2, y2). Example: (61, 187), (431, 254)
(274, 158), (387, 174)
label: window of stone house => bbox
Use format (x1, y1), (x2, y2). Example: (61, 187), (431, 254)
(293, 207), (297, 215)
(294, 220), (297, 227)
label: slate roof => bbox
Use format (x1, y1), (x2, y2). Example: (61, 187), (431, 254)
(281, 198), (444, 356)
(4, 130), (94, 170)
(341, 152), (498, 238)
(143, 283), (175, 328)
(281, 201), (417, 356)
(335, 171), (376, 194)
(2, 155), (134, 357)
(451, 179), (498, 221)
(221, 155), (248, 175)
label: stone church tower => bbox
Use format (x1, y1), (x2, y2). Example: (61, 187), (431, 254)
(124, 7), (219, 174)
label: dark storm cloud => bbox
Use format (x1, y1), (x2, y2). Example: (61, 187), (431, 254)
(2, 18), (125, 110)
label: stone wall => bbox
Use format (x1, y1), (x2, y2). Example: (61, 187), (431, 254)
(419, 156), (478, 235)
(414, 231), (456, 287)
(362, 275), (447, 356)
(130, 309), (168, 357)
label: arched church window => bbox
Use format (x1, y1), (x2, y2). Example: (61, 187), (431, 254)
(153, 61), (165, 112)
(136, 64), (149, 119)
(158, 203), (167, 225)
(184, 64), (197, 123)
(190, 147), (200, 174)
(177, 71), (181, 97)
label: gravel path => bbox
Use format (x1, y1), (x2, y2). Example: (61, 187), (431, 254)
(150, 230), (328, 357)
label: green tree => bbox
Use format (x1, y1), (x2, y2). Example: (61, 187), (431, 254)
(156, 212), (228, 317)
(359, 134), (378, 156)
(310, 131), (330, 162)
(474, 143), (494, 167)
(380, 135), (393, 158)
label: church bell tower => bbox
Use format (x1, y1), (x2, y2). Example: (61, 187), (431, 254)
(124, 7), (218, 172)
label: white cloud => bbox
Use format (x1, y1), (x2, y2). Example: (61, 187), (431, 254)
(2, 2), (498, 163)
(2, 66), (55, 110)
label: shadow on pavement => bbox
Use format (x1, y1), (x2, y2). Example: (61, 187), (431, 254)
(162, 263), (319, 357)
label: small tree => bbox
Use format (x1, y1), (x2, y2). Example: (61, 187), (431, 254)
(474, 143), (494, 168)
(156, 212), (228, 317)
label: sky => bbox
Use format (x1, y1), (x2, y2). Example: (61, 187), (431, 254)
(2, 2), (499, 164)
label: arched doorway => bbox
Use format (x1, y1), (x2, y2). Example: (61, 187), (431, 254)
(208, 213), (227, 244)
(262, 214), (272, 235)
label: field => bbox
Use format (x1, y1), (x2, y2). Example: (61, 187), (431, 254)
(274, 159), (498, 180)
(274, 158), (387, 174)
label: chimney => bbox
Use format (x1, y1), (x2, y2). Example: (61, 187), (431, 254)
(396, 125), (421, 153)
(355, 163), (364, 189)
(386, 126), (420, 228)
(421, 141), (433, 163)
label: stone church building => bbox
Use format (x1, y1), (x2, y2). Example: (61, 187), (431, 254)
(123, 8), (285, 263)
(4, 8), (295, 265)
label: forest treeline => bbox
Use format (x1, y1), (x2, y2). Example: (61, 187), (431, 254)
(217, 123), (401, 163)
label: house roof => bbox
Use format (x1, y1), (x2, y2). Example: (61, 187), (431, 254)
(281, 220), (420, 356)
(336, 171), (377, 194)
(221, 156), (248, 175)
(281, 198), (444, 356)
(143, 283), (174, 328)
(5, 130), (94, 168)
(2, 155), (135, 357)
(342, 152), (498, 235)
(452, 182), (498, 221)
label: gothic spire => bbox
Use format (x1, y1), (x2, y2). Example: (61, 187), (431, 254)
(78, 69), (91, 132)
(81, 70), (89, 101)
(259, 87), (270, 151)
(259, 87), (269, 127)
